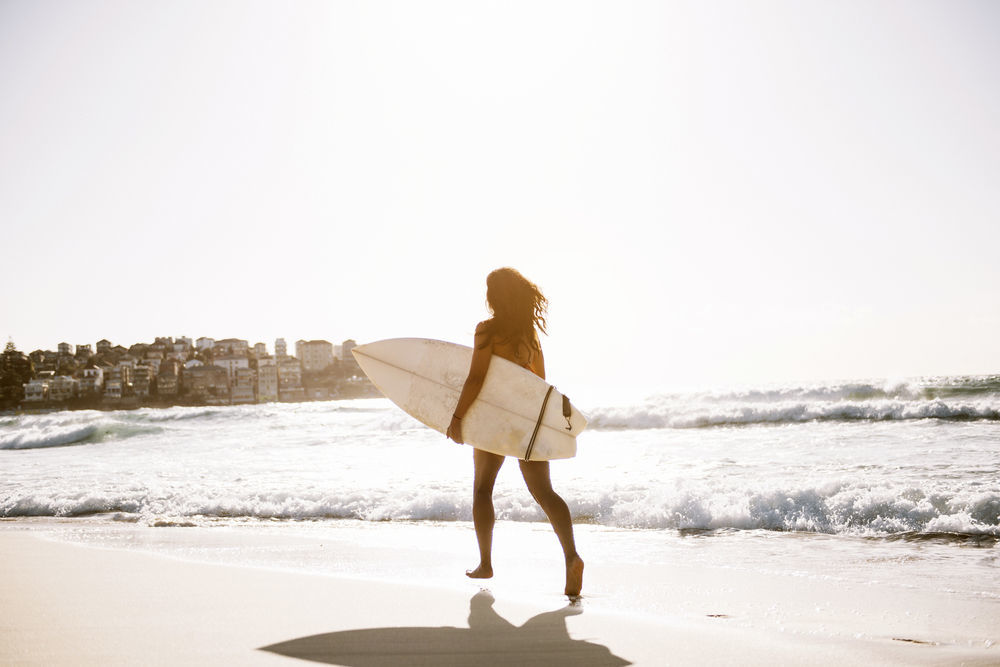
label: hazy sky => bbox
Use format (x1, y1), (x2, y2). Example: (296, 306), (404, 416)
(2, 1), (998, 394)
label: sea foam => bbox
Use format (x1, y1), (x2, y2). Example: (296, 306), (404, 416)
(3, 481), (997, 539)
(2, 381), (997, 542)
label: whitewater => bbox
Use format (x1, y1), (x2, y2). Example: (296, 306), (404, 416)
(2, 376), (999, 537)
(2, 374), (998, 620)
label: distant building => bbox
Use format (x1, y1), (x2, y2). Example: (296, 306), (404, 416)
(256, 358), (278, 402)
(58, 342), (72, 357)
(184, 359), (204, 370)
(182, 365), (229, 403)
(277, 358), (304, 401)
(76, 344), (93, 358)
(253, 342), (267, 358)
(132, 366), (153, 398)
(215, 339), (249, 357)
(107, 365), (132, 396)
(214, 356), (249, 382)
(23, 378), (49, 402)
(297, 340), (334, 372)
(176, 336), (193, 349)
(231, 367), (256, 404)
(275, 338), (287, 359)
(158, 361), (180, 397)
(96, 339), (112, 354)
(48, 376), (78, 401)
(79, 367), (104, 395)
(196, 337), (215, 352)
(104, 379), (123, 400)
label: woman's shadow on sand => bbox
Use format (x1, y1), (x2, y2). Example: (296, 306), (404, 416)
(259, 590), (631, 666)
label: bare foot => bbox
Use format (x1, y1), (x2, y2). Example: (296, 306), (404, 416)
(466, 564), (493, 579)
(565, 556), (584, 597)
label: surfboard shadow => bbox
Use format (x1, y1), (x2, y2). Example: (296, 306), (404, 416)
(259, 590), (631, 666)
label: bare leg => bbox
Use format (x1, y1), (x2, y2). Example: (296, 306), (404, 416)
(519, 460), (584, 596)
(467, 449), (505, 579)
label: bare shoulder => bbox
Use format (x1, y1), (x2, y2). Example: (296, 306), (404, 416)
(473, 321), (493, 349)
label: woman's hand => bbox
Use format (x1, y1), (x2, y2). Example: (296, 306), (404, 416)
(447, 415), (464, 444)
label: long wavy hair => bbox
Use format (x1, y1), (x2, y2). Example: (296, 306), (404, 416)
(478, 267), (548, 351)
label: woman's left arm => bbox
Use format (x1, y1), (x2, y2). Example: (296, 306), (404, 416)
(447, 323), (492, 444)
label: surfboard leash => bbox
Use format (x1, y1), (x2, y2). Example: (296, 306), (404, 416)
(523, 385), (554, 462)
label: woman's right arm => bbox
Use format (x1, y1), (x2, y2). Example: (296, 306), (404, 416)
(447, 322), (492, 444)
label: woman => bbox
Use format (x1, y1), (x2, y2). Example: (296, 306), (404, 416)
(446, 267), (584, 597)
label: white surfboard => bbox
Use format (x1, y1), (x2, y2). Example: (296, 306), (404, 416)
(352, 338), (586, 460)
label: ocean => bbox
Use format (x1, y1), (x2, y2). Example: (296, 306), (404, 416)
(2, 375), (998, 644)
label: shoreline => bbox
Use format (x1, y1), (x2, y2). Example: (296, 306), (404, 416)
(2, 388), (382, 416)
(2, 523), (996, 665)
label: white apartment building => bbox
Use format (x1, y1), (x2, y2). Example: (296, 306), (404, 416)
(80, 367), (104, 394)
(23, 379), (49, 402)
(297, 340), (334, 372)
(253, 342), (267, 358)
(275, 338), (287, 358)
(196, 337), (215, 351)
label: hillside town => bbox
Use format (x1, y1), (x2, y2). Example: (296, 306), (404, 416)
(0, 336), (378, 411)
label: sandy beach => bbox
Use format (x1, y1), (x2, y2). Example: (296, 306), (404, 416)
(2, 525), (995, 666)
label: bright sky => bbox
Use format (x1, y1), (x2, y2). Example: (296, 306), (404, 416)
(1, 1), (998, 395)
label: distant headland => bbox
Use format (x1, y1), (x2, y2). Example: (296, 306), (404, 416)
(0, 336), (379, 412)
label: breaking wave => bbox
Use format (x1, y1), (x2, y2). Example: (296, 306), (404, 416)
(3, 484), (997, 541)
(588, 376), (1000, 430)
(0, 412), (161, 450)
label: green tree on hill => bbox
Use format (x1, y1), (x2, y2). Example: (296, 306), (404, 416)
(1, 341), (34, 409)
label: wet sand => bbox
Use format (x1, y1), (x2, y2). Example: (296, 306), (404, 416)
(0, 530), (995, 666)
